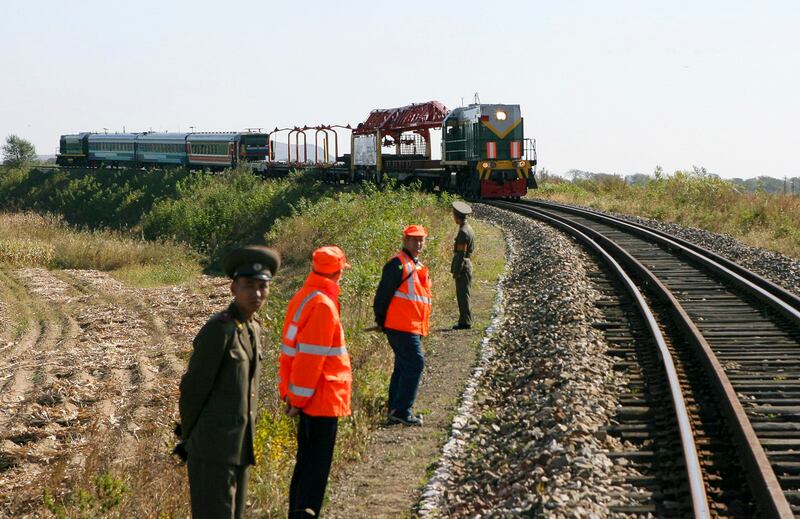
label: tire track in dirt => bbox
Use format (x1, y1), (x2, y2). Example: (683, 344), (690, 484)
(0, 267), (47, 409)
(0, 268), (82, 514)
(61, 271), (229, 428)
(54, 270), (164, 464)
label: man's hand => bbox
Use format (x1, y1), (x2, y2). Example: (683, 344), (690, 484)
(172, 441), (188, 462)
(285, 402), (301, 417)
(283, 396), (301, 417)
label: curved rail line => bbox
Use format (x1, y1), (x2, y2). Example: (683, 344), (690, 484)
(490, 199), (797, 518)
(491, 202), (711, 516)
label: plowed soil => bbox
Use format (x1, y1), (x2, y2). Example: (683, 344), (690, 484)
(0, 266), (230, 517)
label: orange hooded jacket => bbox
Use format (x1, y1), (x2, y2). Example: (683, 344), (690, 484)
(279, 272), (352, 416)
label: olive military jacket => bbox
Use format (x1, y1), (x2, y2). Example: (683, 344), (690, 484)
(179, 303), (262, 466)
(451, 222), (475, 276)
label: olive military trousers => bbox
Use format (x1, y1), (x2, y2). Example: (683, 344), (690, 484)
(455, 268), (472, 326)
(187, 457), (249, 519)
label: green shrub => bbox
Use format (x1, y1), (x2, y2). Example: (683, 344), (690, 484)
(142, 170), (329, 263)
(0, 166), (195, 228)
(42, 470), (129, 519)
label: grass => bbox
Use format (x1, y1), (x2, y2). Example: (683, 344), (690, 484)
(245, 182), (460, 515)
(247, 183), (507, 516)
(0, 165), (329, 267)
(0, 165), (196, 229)
(534, 169), (800, 257)
(0, 212), (200, 286)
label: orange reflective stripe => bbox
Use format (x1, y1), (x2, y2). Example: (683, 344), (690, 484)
(297, 343), (347, 356)
(392, 253), (432, 305)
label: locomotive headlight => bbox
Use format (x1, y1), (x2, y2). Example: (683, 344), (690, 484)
(518, 160), (526, 167)
(482, 162), (490, 168)
(496, 110), (507, 121)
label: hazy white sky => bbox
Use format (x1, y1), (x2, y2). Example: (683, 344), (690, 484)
(1, 0), (798, 178)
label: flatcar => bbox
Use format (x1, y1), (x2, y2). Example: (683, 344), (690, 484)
(56, 131), (269, 170)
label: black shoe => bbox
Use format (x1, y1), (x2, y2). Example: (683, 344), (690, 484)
(452, 323), (472, 330)
(388, 410), (423, 426)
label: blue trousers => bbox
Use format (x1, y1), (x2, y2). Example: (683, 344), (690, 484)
(386, 331), (424, 418)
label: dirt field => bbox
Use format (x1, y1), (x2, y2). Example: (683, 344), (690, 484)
(0, 266), (230, 517)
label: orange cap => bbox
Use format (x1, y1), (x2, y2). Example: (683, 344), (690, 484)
(312, 246), (351, 274)
(403, 224), (428, 237)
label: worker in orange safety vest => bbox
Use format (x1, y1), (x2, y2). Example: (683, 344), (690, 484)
(279, 245), (352, 519)
(373, 224), (432, 426)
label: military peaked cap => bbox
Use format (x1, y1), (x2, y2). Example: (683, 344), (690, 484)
(452, 201), (473, 216)
(223, 245), (281, 280)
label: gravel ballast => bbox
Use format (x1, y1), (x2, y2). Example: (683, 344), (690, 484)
(617, 213), (800, 295)
(419, 203), (800, 517)
(419, 205), (647, 518)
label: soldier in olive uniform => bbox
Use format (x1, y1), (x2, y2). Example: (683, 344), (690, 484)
(451, 201), (475, 330)
(178, 245), (280, 519)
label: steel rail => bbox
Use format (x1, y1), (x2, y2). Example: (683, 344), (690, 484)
(493, 199), (794, 518)
(487, 200), (712, 518)
(521, 198), (800, 312)
(519, 199), (800, 328)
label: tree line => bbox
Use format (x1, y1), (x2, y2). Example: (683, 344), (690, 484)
(561, 167), (800, 195)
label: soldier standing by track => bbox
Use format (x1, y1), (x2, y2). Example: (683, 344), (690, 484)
(279, 246), (352, 519)
(451, 201), (475, 330)
(373, 225), (433, 426)
(177, 245), (280, 519)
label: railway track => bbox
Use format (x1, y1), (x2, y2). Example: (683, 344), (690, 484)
(489, 199), (799, 518)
